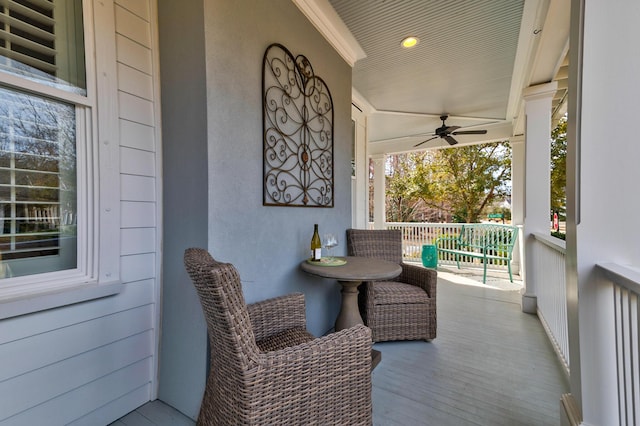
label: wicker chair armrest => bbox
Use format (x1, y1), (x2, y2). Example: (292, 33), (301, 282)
(248, 292), (306, 342)
(261, 323), (372, 375)
(249, 324), (372, 424)
(399, 263), (437, 299)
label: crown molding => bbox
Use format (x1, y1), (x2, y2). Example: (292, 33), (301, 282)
(292, 0), (366, 67)
(352, 88), (374, 115)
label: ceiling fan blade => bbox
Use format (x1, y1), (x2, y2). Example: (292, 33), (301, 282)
(444, 135), (459, 145)
(452, 129), (488, 135)
(413, 136), (438, 147)
(445, 126), (461, 133)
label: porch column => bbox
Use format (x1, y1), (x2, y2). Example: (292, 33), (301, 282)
(371, 154), (386, 229)
(522, 81), (557, 313)
(510, 135), (524, 277)
(352, 104), (368, 229)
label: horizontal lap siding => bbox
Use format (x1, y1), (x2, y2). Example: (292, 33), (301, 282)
(0, 1), (161, 424)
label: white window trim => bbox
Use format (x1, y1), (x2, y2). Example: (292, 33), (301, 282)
(0, 0), (122, 318)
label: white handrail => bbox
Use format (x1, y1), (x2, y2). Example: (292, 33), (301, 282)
(598, 263), (640, 295)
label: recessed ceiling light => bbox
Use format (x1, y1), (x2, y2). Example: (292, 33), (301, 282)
(401, 36), (419, 48)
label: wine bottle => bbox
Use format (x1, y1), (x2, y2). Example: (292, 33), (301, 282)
(311, 224), (322, 260)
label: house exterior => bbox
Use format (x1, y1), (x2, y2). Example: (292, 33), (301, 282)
(0, 0), (637, 425)
(0, 0), (164, 424)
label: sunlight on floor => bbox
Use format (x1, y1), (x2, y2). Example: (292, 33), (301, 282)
(434, 265), (524, 292)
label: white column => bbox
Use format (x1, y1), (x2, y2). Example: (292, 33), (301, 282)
(510, 135), (525, 277)
(522, 81), (557, 313)
(351, 105), (368, 229)
(371, 154), (386, 229)
(565, 0), (640, 422)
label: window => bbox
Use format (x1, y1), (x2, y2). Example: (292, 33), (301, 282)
(0, 86), (77, 278)
(0, 0), (122, 316)
(0, 0), (94, 289)
(0, 0), (86, 94)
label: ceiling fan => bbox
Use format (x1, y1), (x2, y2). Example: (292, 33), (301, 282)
(414, 115), (488, 147)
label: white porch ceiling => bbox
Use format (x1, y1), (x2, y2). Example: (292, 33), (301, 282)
(295, 0), (570, 154)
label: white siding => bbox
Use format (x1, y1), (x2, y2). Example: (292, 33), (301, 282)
(118, 63), (154, 100)
(120, 119), (156, 151)
(121, 146), (156, 176)
(0, 0), (162, 424)
(122, 228), (156, 255)
(116, 35), (153, 75)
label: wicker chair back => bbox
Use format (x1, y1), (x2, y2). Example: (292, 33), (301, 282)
(347, 228), (403, 265)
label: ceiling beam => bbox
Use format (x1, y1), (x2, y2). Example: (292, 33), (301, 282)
(511, 0), (571, 135)
(506, 0), (550, 126)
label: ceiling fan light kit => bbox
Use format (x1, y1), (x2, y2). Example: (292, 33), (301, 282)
(414, 115), (488, 147)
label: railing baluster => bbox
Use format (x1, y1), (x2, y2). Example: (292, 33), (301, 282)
(532, 233), (569, 375)
(630, 292), (639, 425)
(599, 263), (640, 426)
(377, 222), (515, 271)
(616, 286), (628, 424)
(635, 292), (640, 426)
(616, 287), (640, 425)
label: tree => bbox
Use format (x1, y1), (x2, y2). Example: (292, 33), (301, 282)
(550, 117), (567, 217)
(412, 142), (512, 223)
(385, 153), (425, 222)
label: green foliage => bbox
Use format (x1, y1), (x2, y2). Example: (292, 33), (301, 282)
(384, 142), (511, 223)
(385, 153), (428, 222)
(551, 230), (566, 240)
(414, 142), (511, 223)
(382, 118), (566, 226)
(551, 117), (567, 216)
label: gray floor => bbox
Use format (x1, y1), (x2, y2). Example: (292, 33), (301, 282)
(372, 267), (568, 425)
(114, 266), (569, 425)
(110, 400), (194, 426)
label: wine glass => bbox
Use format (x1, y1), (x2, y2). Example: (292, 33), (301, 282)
(323, 233), (339, 260)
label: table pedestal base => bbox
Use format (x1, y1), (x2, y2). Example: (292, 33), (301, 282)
(371, 349), (381, 370)
(334, 281), (382, 370)
(334, 280), (364, 331)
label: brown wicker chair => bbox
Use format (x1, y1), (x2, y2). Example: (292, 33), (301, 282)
(346, 229), (437, 342)
(184, 248), (373, 425)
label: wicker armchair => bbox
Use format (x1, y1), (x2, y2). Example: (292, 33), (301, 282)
(183, 248), (373, 425)
(346, 229), (437, 342)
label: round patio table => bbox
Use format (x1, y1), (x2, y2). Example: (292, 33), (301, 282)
(301, 256), (401, 369)
(301, 256), (401, 330)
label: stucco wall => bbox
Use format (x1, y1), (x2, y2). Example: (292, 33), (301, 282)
(158, 0), (352, 419)
(204, 0), (352, 330)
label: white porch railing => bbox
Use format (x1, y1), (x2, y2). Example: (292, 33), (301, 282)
(532, 233), (569, 375)
(597, 263), (640, 425)
(383, 222), (461, 262)
(380, 222), (514, 272)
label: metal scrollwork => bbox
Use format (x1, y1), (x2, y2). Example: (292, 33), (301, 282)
(263, 43), (334, 207)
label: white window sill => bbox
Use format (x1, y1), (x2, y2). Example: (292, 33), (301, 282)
(0, 281), (123, 320)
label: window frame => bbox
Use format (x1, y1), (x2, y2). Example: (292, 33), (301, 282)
(0, 0), (122, 317)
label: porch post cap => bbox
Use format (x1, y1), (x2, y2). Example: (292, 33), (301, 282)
(523, 81), (558, 101)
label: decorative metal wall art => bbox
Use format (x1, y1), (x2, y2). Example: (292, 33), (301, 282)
(263, 43), (334, 207)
